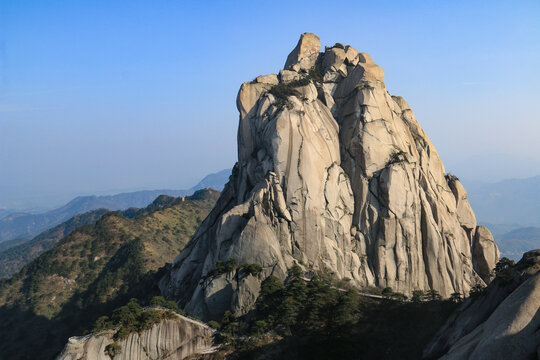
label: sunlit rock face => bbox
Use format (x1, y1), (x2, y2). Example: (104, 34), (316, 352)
(160, 33), (499, 320)
(424, 250), (540, 360)
(56, 316), (217, 360)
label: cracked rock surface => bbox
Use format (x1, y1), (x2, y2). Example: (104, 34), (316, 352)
(160, 33), (499, 320)
(424, 250), (540, 360)
(56, 315), (216, 360)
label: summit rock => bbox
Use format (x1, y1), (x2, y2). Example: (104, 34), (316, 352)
(160, 34), (499, 320)
(284, 32), (321, 70)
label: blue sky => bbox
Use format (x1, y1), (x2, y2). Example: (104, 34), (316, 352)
(1, 0), (539, 209)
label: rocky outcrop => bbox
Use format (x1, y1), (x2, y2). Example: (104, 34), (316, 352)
(424, 250), (540, 360)
(472, 225), (500, 283)
(160, 33), (498, 320)
(284, 32), (321, 70)
(56, 314), (217, 360)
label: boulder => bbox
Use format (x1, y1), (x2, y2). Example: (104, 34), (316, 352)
(284, 32), (321, 70)
(255, 74), (279, 85)
(449, 178), (477, 231)
(472, 225), (500, 283)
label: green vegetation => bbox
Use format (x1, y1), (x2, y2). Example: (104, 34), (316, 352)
(0, 190), (218, 360)
(269, 82), (303, 109)
(494, 256), (517, 284)
(268, 66), (323, 110)
(214, 265), (459, 360)
(306, 66), (324, 84)
(381, 287), (408, 302)
(104, 342), (122, 358)
(359, 83), (375, 90)
(92, 298), (179, 339)
(208, 320), (221, 329)
(241, 263), (263, 276)
(450, 291), (463, 303)
(203, 259), (263, 280)
(495, 256), (516, 274)
(412, 290), (425, 302)
(445, 173), (459, 182)
(387, 150), (407, 166)
(406, 289), (446, 303)
(205, 258), (239, 279)
(0, 209), (108, 279)
(469, 283), (485, 298)
(425, 289), (442, 301)
(149, 295), (179, 311)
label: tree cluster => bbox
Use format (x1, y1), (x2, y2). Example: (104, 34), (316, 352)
(92, 297), (179, 339)
(205, 258), (239, 279)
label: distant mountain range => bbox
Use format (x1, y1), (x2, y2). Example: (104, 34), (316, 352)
(462, 175), (540, 226)
(190, 168), (231, 191)
(0, 168), (231, 244)
(459, 175), (540, 259)
(498, 227), (540, 258)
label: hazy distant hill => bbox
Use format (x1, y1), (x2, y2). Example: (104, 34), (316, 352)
(191, 168), (231, 191)
(0, 190), (187, 243)
(492, 226), (540, 260)
(0, 209), (16, 220)
(463, 175), (540, 226)
(0, 169), (231, 244)
(0, 189), (219, 359)
(458, 176), (540, 259)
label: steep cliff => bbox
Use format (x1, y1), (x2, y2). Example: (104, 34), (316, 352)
(424, 250), (540, 360)
(56, 314), (217, 360)
(160, 33), (499, 320)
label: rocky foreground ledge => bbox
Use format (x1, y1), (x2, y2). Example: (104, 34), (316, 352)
(424, 249), (540, 360)
(56, 312), (217, 360)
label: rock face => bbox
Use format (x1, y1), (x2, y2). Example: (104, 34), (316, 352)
(160, 33), (498, 320)
(472, 225), (500, 283)
(424, 250), (540, 360)
(284, 33), (321, 70)
(56, 315), (216, 360)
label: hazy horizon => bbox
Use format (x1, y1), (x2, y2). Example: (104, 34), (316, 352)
(1, 0), (539, 210)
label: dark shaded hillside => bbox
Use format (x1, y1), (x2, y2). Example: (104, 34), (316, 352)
(0, 209), (108, 279)
(0, 189), (219, 360)
(191, 267), (459, 360)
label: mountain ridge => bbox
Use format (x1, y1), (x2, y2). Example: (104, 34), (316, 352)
(0, 169), (231, 244)
(0, 208), (109, 279)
